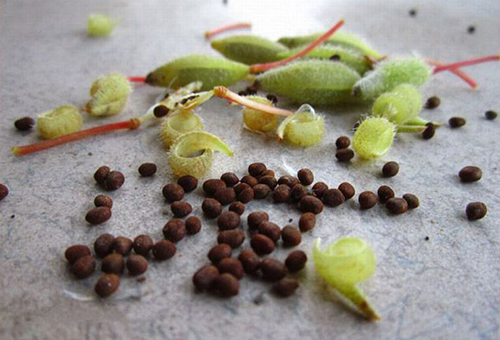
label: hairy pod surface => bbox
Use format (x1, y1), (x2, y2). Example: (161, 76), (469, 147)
(37, 105), (83, 139)
(86, 73), (131, 117)
(372, 84), (422, 125)
(211, 35), (287, 65)
(353, 117), (395, 159)
(242, 96), (279, 133)
(277, 104), (325, 147)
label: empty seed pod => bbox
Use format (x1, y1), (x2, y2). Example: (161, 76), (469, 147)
(276, 104), (325, 147)
(37, 105), (83, 139)
(85, 73), (131, 117)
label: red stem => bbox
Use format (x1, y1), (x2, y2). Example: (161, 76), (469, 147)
(249, 19), (345, 73)
(426, 59), (477, 88)
(12, 119), (141, 156)
(205, 22), (252, 40)
(128, 76), (146, 83)
(433, 55), (500, 74)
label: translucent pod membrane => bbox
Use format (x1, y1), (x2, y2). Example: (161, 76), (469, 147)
(85, 73), (131, 117)
(37, 105), (83, 139)
(277, 104), (325, 147)
(257, 60), (361, 106)
(169, 131), (233, 178)
(353, 58), (432, 100)
(211, 35), (287, 65)
(87, 14), (118, 37)
(353, 117), (395, 159)
(242, 96), (279, 133)
(161, 110), (204, 147)
(371, 84), (422, 125)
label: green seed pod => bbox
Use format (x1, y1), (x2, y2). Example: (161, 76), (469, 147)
(87, 14), (118, 37)
(352, 117), (396, 159)
(278, 31), (382, 59)
(37, 105), (83, 139)
(353, 58), (432, 100)
(242, 96), (279, 133)
(257, 60), (361, 106)
(161, 109), (204, 147)
(277, 104), (325, 146)
(145, 55), (250, 91)
(211, 35), (287, 65)
(372, 84), (422, 125)
(85, 73), (131, 117)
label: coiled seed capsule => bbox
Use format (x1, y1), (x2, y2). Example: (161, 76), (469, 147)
(352, 117), (395, 159)
(277, 104), (325, 147)
(371, 84), (422, 125)
(85, 73), (131, 117)
(161, 110), (204, 147)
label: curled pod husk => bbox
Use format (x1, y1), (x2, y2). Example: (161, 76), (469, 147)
(372, 84), (422, 125)
(257, 60), (361, 106)
(278, 31), (382, 59)
(161, 109), (204, 147)
(277, 104), (325, 147)
(85, 73), (131, 116)
(37, 105), (83, 139)
(169, 131), (234, 178)
(352, 117), (395, 159)
(242, 96), (279, 133)
(211, 35), (287, 65)
(313, 238), (380, 321)
(352, 58), (432, 100)
(145, 55), (249, 91)
(87, 14), (118, 37)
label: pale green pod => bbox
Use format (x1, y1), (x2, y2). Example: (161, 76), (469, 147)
(242, 96), (279, 133)
(372, 84), (422, 125)
(161, 109), (204, 147)
(257, 60), (361, 106)
(211, 35), (287, 65)
(353, 58), (432, 100)
(145, 55), (250, 91)
(86, 73), (131, 116)
(87, 14), (118, 37)
(37, 105), (83, 139)
(352, 117), (396, 159)
(277, 104), (325, 146)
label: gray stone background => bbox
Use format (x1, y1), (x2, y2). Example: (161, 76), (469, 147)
(0, 0), (499, 339)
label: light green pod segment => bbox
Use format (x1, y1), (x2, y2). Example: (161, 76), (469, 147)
(86, 73), (131, 117)
(372, 84), (422, 125)
(242, 96), (279, 133)
(37, 105), (83, 139)
(353, 58), (432, 100)
(277, 31), (382, 59)
(161, 110), (204, 147)
(211, 35), (287, 65)
(352, 117), (395, 159)
(257, 60), (361, 106)
(277, 104), (325, 147)
(145, 55), (250, 91)
(276, 44), (371, 75)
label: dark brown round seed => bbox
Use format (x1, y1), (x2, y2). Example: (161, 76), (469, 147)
(237, 186), (254, 203)
(177, 175), (198, 192)
(260, 258), (288, 282)
(422, 123), (436, 139)
(234, 182), (251, 195)
(0, 184), (8, 201)
(409, 8), (417, 16)
(162, 183), (185, 203)
(485, 110), (497, 120)
(297, 169), (314, 185)
(203, 179), (226, 196)
(281, 226), (301, 247)
(425, 96), (441, 109)
(253, 184), (271, 199)
(338, 182), (355, 199)
(94, 195), (113, 209)
(299, 213), (315, 232)
(153, 105), (169, 118)
(467, 25), (475, 34)
(240, 175), (258, 187)
(238, 250), (261, 274)
(213, 187), (236, 205)
(228, 201), (245, 215)
(193, 265), (220, 291)
(248, 162), (267, 177)
(298, 196), (324, 214)
(94, 166), (110, 184)
(260, 169), (275, 178)
(208, 244), (232, 264)
(274, 278), (299, 297)
(217, 258), (244, 279)
(248, 211), (269, 230)
(403, 194), (420, 209)
(85, 207), (112, 225)
(171, 201), (192, 217)
(386, 198), (409, 214)
(138, 163), (157, 177)
(94, 233), (115, 258)
(336, 148), (355, 162)
(103, 171), (125, 191)
(185, 216), (202, 235)
(101, 253), (125, 274)
(65, 245), (91, 264)
(290, 184), (308, 203)
(220, 172), (239, 187)
(377, 185), (395, 204)
(259, 175), (277, 189)
(163, 219), (186, 243)
(95, 274), (120, 298)
(285, 250), (307, 272)
(113, 237), (133, 255)
(459, 166), (482, 182)
(72, 255), (96, 279)
(258, 221), (282, 242)
(152, 240), (176, 260)
(126, 255), (148, 276)
(359, 191), (377, 210)
(14, 117), (35, 131)
(322, 188), (345, 207)
(202, 198), (223, 218)
(251, 234), (276, 255)
(133, 235), (154, 257)
(466, 202), (487, 220)
(266, 94), (278, 104)
(212, 273), (239, 297)
(335, 136), (350, 149)
(273, 184), (291, 203)
(278, 175), (299, 188)
(217, 230), (246, 249)
(382, 161), (399, 177)
(449, 117), (466, 128)
(312, 182), (329, 198)
(217, 211), (241, 230)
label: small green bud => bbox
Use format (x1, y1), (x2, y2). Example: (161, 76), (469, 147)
(87, 14), (118, 37)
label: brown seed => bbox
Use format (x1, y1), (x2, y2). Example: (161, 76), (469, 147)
(212, 273), (239, 297)
(0, 184), (8, 201)
(297, 169), (314, 185)
(281, 226), (301, 247)
(138, 163), (157, 177)
(94, 195), (113, 209)
(382, 161), (399, 177)
(240, 175), (258, 187)
(285, 250), (307, 272)
(95, 274), (120, 298)
(65, 245), (91, 264)
(236, 187), (254, 203)
(217, 230), (246, 248)
(273, 184), (291, 203)
(248, 211), (269, 230)
(459, 166), (482, 182)
(152, 240), (176, 260)
(234, 182), (251, 195)
(336, 149), (354, 162)
(322, 188), (345, 207)
(253, 184), (271, 199)
(298, 196), (324, 214)
(101, 253), (125, 274)
(217, 211), (240, 230)
(217, 258), (244, 279)
(290, 184), (308, 203)
(126, 255), (148, 276)
(85, 207), (112, 225)
(162, 183), (185, 203)
(359, 191), (377, 210)
(277, 175), (299, 188)
(377, 185), (395, 204)
(449, 117), (466, 128)
(260, 169), (275, 178)
(185, 216), (202, 235)
(338, 182), (355, 200)
(94, 166), (110, 185)
(153, 105), (169, 118)
(213, 187), (236, 205)
(221, 172), (239, 187)
(312, 182), (328, 198)
(14, 117), (35, 131)
(177, 175), (198, 192)
(425, 96), (441, 109)
(228, 202), (245, 215)
(260, 258), (288, 282)
(171, 201), (193, 217)
(133, 235), (154, 256)
(422, 123), (436, 139)
(386, 198), (408, 214)
(259, 176), (277, 189)
(248, 162), (267, 177)
(238, 250), (261, 274)
(208, 244), (232, 264)
(202, 198), (223, 218)
(274, 278), (299, 297)
(113, 236), (133, 255)
(103, 171), (125, 191)
(403, 194), (420, 209)
(335, 136), (351, 149)
(94, 233), (115, 258)
(193, 265), (220, 291)
(203, 179), (226, 196)
(251, 234), (275, 255)
(467, 25), (476, 34)
(163, 219), (186, 243)
(258, 221), (282, 242)
(299, 213), (316, 232)
(485, 110), (497, 120)
(466, 202), (487, 220)
(71, 255), (96, 279)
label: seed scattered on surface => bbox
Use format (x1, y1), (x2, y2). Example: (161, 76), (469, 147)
(95, 273), (120, 298)
(297, 169), (314, 185)
(335, 136), (350, 149)
(403, 194), (420, 209)
(425, 96), (440, 109)
(94, 233), (115, 258)
(14, 117), (35, 131)
(359, 191), (377, 210)
(162, 183), (185, 203)
(113, 236), (133, 255)
(234, 182), (251, 195)
(126, 255), (148, 276)
(202, 198), (223, 218)
(278, 176), (299, 188)
(466, 202), (487, 220)
(322, 188), (345, 207)
(221, 172), (239, 187)
(329, 54), (341, 61)
(152, 240), (176, 261)
(312, 182), (328, 198)
(273, 184), (291, 203)
(0, 184), (8, 201)
(238, 249), (261, 274)
(94, 166), (111, 185)
(65, 245), (91, 264)
(298, 196), (324, 214)
(203, 179), (226, 196)
(177, 175), (198, 192)
(251, 234), (276, 255)
(260, 258), (288, 282)
(213, 187), (236, 205)
(208, 244), (232, 264)
(281, 226), (301, 247)
(72, 255), (96, 279)
(299, 213), (316, 232)
(485, 110), (497, 120)
(382, 161), (399, 177)
(386, 197), (409, 214)
(266, 94), (278, 104)
(85, 206), (112, 225)
(217, 258), (244, 279)
(153, 105), (169, 118)
(258, 221), (282, 242)
(212, 273), (239, 297)
(449, 117), (466, 128)
(338, 182), (355, 200)
(236, 186), (254, 203)
(252, 184), (271, 199)
(103, 171), (125, 191)
(163, 219), (186, 243)
(377, 185), (395, 203)
(94, 195), (113, 209)
(422, 123), (436, 139)
(138, 163), (157, 177)
(171, 201), (193, 217)
(458, 166), (482, 182)
(259, 176), (277, 189)
(260, 169), (275, 178)
(217, 211), (241, 230)
(290, 184), (308, 203)
(248, 162), (267, 177)
(424, 236), (430, 241)
(240, 175), (258, 187)
(229, 201), (245, 215)
(193, 265), (220, 291)
(247, 211), (269, 230)
(101, 253), (125, 274)
(467, 25), (476, 34)
(285, 250), (307, 272)
(217, 230), (246, 248)
(409, 8), (417, 17)
(133, 235), (154, 257)
(185, 216), (202, 235)
(274, 278), (299, 297)
(336, 148), (355, 162)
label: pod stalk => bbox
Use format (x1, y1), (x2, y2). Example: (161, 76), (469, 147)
(426, 59), (477, 88)
(204, 22), (252, 40)
(433, 54), (500, 74)
(127, 76), (147, 83)
(338, 286), (381, 321)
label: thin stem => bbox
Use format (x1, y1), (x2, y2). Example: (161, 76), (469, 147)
(433, 54), (500, 74)
(128, 76), (146, 83)
(213, 86), (293, 116)
(406, 116), (442, 127)
(13, 118), (141, 156)
(426, 59), (477, 88)
(397, 125), (426, 133)
(339, 286), (381, 322)
(204, 22), (252, 39)
(249, 19), (345, 73)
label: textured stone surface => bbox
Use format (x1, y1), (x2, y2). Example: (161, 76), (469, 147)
(0, 0), (499, 339)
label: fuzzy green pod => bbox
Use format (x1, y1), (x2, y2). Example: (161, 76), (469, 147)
(211, 35), (287, 65)
(372, 84), (422, 125)
(277, 104), (325, 146)
(352, 117), (395, 159)
(37, 105), (83, 139)
(353, 58), (432, 100)
(161, 110), (204, 147)
(145, 55), (249, 91)
(87, 14), (118, 37)
(85, 73), (131, 117)
(242, 96), (279, 133)
(257, 60), (361, 106)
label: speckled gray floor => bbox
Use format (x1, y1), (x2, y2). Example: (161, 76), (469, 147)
(1, 0), (499, 339)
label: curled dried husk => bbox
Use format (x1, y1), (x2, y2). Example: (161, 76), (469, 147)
(37, 105), (83, 139)
(86, 73), (131, 117)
